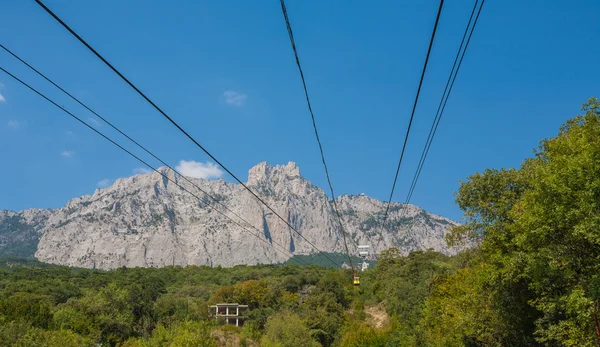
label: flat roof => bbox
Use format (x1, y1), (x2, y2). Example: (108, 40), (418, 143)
(209, 303), (249, 307)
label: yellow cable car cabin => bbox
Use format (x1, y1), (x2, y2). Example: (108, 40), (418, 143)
(353, 273), (360, 285)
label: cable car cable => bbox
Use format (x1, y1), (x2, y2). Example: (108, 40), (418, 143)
(0, 65), (309, 267)
(0, 43), (309, 265)
(404, 0), (484, 209)
(279, 0), (355, 271)
(392, 0), (485, 236)
(0, 43), (310, 266)
(390, 0), (485, 250)
(376, 0), (484, 253)
(374, 0), (445, 255)
(34, 0), (340, 269)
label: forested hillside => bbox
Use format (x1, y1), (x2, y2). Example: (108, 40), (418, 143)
(0, 99), (598, 346)
(0, 249), (472, 346)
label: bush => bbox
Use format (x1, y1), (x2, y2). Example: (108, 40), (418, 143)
(339, 324), (389, 347)
(261, 310), (319, 347)
(13, 327), (94, 347)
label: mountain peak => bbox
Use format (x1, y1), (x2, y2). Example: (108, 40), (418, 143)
(1, 160), (464, 269)
(279, 161), (300, 177)
(247, 161), (301, 185)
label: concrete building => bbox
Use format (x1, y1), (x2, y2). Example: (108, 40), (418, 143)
(209, 303), (249, 327)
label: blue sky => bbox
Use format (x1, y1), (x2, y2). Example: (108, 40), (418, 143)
(0, 1), (598, 221)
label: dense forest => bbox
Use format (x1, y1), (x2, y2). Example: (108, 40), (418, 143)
(0, 98), (599, 346)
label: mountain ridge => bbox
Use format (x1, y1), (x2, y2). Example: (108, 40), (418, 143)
(0, 162), (462, 269)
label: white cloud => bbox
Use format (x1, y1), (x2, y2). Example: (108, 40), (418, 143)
(0, 93), (5, 103)
(7, 120), (19, 129)
(88, 117), (101, 127)
(97, 178), (113, 188)
(176, 160), (223, 179)
(65, 131), (74, 136)
(60, 150), (74, 157)
(223, 91), (247, 106)
(133, 167), (152, 175)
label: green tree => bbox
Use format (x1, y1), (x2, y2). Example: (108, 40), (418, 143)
(233, 279), (276, 309)
(53, 283), (134, 345)
(449, 98), (600, 346)
(154, 292), (207, 325)
(302, 281), (347, 347)
(149, 321), (215, 347)
(13, 328), (94, 347)
(339, 323), (389, 347)
(420, 265), (507, 346)
(374, 250), (452, 329)
(261, 310), (319, 347)
(0, 319), (31, 346)
(122, 321), (216, 347)
(0, 293), (53, 329)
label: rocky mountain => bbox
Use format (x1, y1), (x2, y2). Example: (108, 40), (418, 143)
(0, 162), (462, 269)
(0, 209), (51, 259)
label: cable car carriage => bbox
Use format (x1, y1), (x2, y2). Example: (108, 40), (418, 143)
(352, 245), (370, 285)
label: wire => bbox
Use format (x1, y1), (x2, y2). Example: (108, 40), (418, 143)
(34, 0), (340, 268)
(279, 0), (355, 271)
(391, 0), (485, 248)
(375, 0), (445, 254)
(404, 0), (484, 207)
(0, 43), (309, 266)
(0, 65), (308, 267)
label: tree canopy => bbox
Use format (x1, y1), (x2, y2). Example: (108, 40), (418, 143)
(441, 97), (600, 346)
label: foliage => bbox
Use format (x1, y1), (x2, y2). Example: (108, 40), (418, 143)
(420, 264), (507, 346)
(0, 216), (40, 259)
(444, 98), (600, 346)
(123, 321), (215, 347)
(0, 262), (350, 346)
(375, 248), (452, 328)
(12, 327), (94, 347)
(339, 323), (389, 347)
(53, 283), (134, 344)
(261, 310), (319, 347)
(0, 293), (53, 329)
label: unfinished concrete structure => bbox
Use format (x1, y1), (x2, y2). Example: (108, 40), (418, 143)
(209, 303), (249, 327)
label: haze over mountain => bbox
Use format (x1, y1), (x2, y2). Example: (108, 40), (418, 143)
(0, 162), (461, 269)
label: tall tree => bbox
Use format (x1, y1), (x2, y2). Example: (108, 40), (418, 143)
(448, 98), (600, 346)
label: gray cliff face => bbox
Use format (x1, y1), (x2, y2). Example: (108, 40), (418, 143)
(0, 209), (51, 259)
(2, 162), (462, 269)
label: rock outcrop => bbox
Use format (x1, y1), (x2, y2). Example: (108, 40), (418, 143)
(0, 209), (51, 259)
(1, 162), (461, 269)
